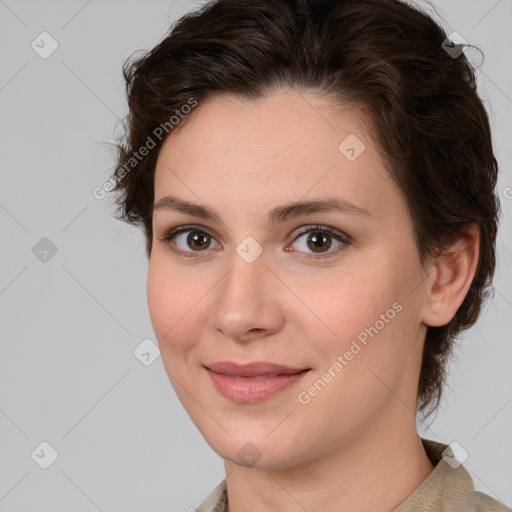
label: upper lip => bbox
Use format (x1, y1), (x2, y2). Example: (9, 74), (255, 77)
(205, 361), (310, 377)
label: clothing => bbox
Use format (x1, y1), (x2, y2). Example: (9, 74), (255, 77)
(196, 438), (510, 512)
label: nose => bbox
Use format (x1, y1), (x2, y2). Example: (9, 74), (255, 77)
(209, 246), (285, 343)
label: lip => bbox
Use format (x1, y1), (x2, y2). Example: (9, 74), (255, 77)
(204, 361), (311, 403)
(205, 361), (309, 377)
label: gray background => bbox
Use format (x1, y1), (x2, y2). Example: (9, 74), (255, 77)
(0, 0), (511, 510)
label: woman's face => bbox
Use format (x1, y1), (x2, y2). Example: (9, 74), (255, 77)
(147, 89), (431, 469)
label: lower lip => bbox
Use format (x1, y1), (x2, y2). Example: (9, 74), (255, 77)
(206, 368), (310, 403)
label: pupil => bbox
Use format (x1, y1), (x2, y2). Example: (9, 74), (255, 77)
(308, 232), (331, 252)
(188, 231), (209, 250)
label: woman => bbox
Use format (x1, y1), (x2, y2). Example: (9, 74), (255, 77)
(110, 0), (509, 510)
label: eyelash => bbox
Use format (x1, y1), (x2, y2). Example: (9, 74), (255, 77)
(157, 224), (351, 261)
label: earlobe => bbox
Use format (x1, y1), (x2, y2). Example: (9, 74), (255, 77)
(421, 224), (480, 327)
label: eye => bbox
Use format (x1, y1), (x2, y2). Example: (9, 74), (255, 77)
(287, 225), (350, 260)
(157, 224), (351, 261)
(158, 225), (221, 258)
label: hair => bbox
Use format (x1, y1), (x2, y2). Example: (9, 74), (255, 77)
(109, 0), (500, 421)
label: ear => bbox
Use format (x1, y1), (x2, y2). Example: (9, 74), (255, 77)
(420, 224), (480, 327)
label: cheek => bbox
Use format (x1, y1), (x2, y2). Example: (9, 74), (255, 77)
(147, 259), (172, 337)
(146, 255), (203, 355)
(291, 266), (393, 340)
(146, 257), (210, 413)
(291, 259), (414, 375)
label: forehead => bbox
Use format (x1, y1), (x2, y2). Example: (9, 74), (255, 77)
(169, 89), (371, 152)
(153, 89), (399, 222)
(157, 90), (371, 172)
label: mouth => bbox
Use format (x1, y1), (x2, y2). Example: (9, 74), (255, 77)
(204, 360), (310, 377)
(204, 362), (311, 403)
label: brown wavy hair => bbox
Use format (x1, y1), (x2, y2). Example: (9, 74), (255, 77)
(109, 0), (500, 420)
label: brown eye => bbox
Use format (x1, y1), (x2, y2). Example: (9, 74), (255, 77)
(289, 225), (350, 260)
(306, 231), (332, 253)
(185, 231), (211, 251)
(160, 226), (222, 258)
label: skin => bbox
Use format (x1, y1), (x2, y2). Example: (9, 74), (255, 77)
(147, 88), (480, 512)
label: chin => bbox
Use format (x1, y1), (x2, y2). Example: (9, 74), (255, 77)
(203, 429), (308, 470)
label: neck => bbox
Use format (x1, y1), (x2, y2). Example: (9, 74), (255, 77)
(224, 411), (435, 512)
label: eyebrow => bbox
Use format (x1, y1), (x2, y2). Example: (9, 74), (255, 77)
(152, 195), (372, 228)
